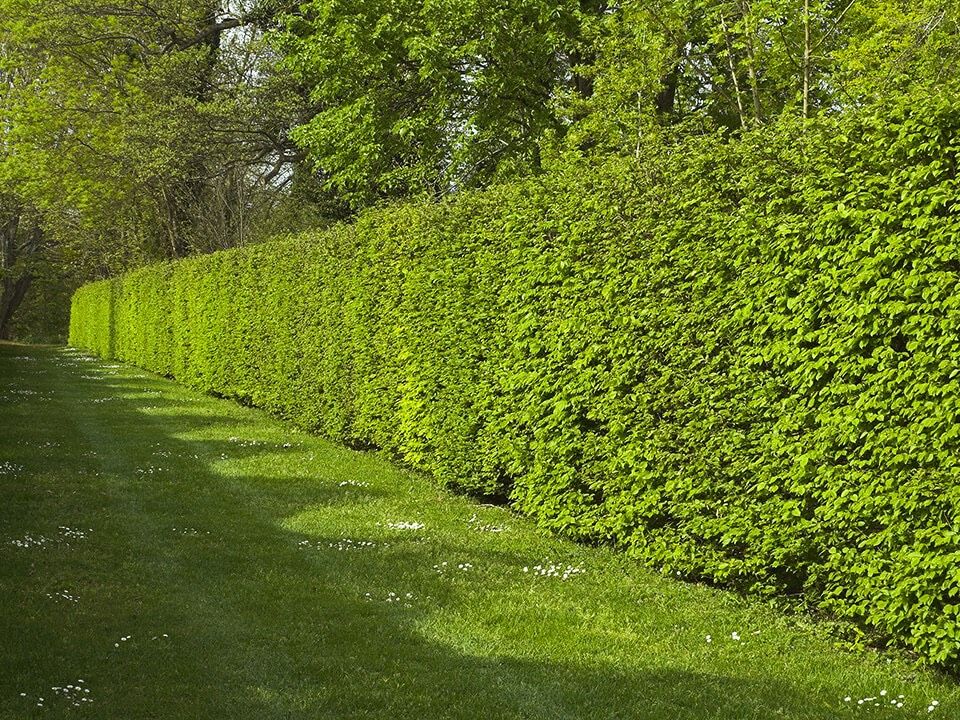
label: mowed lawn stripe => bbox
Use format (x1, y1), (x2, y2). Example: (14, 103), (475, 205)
(0, 342), (956, 719)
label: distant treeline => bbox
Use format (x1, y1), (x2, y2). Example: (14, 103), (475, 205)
(3, 0), (959, 338)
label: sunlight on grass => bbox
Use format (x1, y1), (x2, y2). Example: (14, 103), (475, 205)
(0, 343), (957, 719)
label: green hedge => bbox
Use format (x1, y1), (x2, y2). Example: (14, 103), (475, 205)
(71, 98), (960, 668)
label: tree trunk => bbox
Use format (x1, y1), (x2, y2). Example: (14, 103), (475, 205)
(739, 0), (763, 121)
(720, 12), (747, 128)
(655, 65), (679, 118)
(0, 213), (40, 341)
(0, 275), (32, 340)
(158, 3), (231, 260)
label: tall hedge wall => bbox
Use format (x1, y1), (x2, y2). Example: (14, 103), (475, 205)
(71, 98), (960, 668)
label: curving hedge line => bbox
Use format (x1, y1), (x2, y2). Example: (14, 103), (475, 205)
(71, 98), (960, 668)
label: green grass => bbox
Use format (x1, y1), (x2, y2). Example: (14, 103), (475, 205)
(0, 342), (957, 719)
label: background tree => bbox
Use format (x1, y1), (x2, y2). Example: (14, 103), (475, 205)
(1, 0), (957, 340)
(0, 0), (329, 338)
(0, 198), (42, 340)
(559, 0), (960, 154)
(276, 0), (602, 207)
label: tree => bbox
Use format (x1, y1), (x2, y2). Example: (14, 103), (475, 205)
(0, 199), (42, 340)
(559, 0), (960, 156)
(276, 0), (598, 207)
(0, 0), (323, 337)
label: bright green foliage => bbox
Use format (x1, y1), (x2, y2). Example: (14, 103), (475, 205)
(71, 94), (960, 668)
(0, 0), (325, 297)
(278, 0), (960, 193)
(7, 343), (960, 718)
(278, 0), (587, 206)
(560, 0), (960, 152)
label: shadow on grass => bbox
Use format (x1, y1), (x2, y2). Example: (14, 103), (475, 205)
(0, 345), (843, 720)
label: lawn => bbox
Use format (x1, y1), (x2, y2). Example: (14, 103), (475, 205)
(0, 341), (956, 719)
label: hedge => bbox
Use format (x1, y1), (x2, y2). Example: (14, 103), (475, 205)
(70, 97), (960, 668)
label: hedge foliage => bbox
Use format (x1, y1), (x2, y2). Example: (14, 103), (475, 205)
(71, 97), (960, 668)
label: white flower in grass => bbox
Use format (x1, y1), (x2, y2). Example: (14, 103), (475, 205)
(526, 560), (585, 580)
(387, 521), (424, 531)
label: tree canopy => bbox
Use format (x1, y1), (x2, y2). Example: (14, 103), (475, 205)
(0, 0), (957, 338)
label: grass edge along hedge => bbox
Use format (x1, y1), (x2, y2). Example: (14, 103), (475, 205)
(71, 99), (960, 670)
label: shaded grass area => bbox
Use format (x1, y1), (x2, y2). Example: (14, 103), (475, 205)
(0, 342), (956, 719)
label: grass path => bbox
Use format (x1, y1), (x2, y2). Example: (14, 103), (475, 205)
(0, 342), (957, 719)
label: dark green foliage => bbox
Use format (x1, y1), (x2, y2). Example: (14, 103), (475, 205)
(9, 272), (72, 343)
(71, 96), (960, 668)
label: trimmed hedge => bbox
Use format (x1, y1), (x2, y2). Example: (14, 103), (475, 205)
(71, 98), (960, 668)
